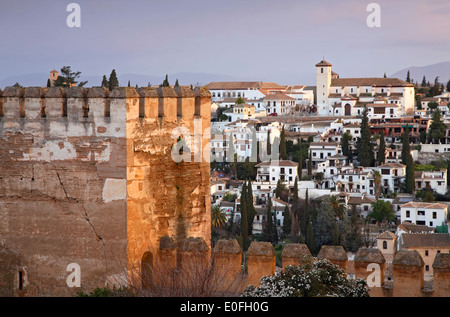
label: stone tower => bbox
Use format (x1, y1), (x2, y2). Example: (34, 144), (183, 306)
(315, 60), (332, 116)
(49, 69), (59, 87)
(0, 85), (211, 296)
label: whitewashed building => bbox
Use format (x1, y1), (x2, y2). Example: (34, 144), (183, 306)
(315, 60), (415, 116)
(400, 202), (448, 228)
(415, 169), (448, 195)
(255, 160), (298, 184)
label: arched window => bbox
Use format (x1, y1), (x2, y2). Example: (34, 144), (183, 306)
(141, 252), (153, 288)
(383, 241), (387, 249)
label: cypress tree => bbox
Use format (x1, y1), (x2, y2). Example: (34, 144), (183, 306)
(406, 70), (411, 83)
(282, 205), (292, 238)
(266, 129), (271, 157)
(306, 216), (316, 255)
(251, 128), (258, 163)
(332, 221), (340, 245)
(402, 126), (415, 194)
(108, 69), (119, 91)
(240, 182), (249, 248)
(293, 177), (299, 205)
(101, 75), (109, 88)
(421, 76), (427, 87)
(401, 126), (411, 165)
(280, 125), (287, 160)
(162, 74), (170, 87)
(47, 78), (51, 87)
(378, 132), (386, 165)
(298, 140), (303, 179)
(272, 204), (278, 243)
(246, 179), (256, 235)
(358, 106), (374, 167)
(308, 150), (312, 176)
(127, 80), (131, 87)
(263, 197), (274, 242)
(174, 79), (179, 88)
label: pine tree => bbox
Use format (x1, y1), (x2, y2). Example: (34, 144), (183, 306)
(378, 132), (386, 165)
(53, 66), (87, 88)
(101, 75), (109, 88)
(280, 125), (287, 160)
(108, 69), (119, 91)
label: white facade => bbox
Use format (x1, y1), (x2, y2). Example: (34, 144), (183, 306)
(400, 202), (448, 228)
(255, 160), (298, 184)
(309, 142), (341, 167)
(415, 169), (448, 195)
(315, 60), (415, 117)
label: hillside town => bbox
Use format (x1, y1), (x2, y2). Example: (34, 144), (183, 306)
(209, 60), (450, 282)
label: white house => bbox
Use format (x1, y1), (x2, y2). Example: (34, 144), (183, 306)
(309, 142), (341, 168)
(255, 160), (298, 184)
(205, 82), (266, 103)
(415, 169), (448, 195)
(399, 202), (448, 228)
(264, 92), (296, 116)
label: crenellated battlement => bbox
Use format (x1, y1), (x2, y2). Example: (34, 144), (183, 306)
(0, 86), (211, 130)
(0, 84), (213, 296)
(150, 238), (450, 297)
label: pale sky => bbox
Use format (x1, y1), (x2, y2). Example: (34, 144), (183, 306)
(0, 0), (449, 85)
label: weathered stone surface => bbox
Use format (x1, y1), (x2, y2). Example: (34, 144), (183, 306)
(355, 248), (386, 264)
(0, 86), (212, 296)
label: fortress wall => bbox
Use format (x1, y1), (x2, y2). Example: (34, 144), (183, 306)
(165, 240), (450, 297)
(0, 85), (213, 296)
(0, 86), (128, 296)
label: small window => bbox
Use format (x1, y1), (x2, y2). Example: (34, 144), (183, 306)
(425, 250), (429, 256)
(383, 241), (387, 249)
(425, 265), (429, 271)
(18, 269), (24, 291)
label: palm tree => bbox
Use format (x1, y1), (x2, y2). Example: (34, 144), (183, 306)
(330, 195), (346, 220)
(211, 205), (227, 228)
(372, 171), (382, 199)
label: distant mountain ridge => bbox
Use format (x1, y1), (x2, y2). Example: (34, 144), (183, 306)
(390, 61), (450, 84)
(0, 72), (259, 89)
